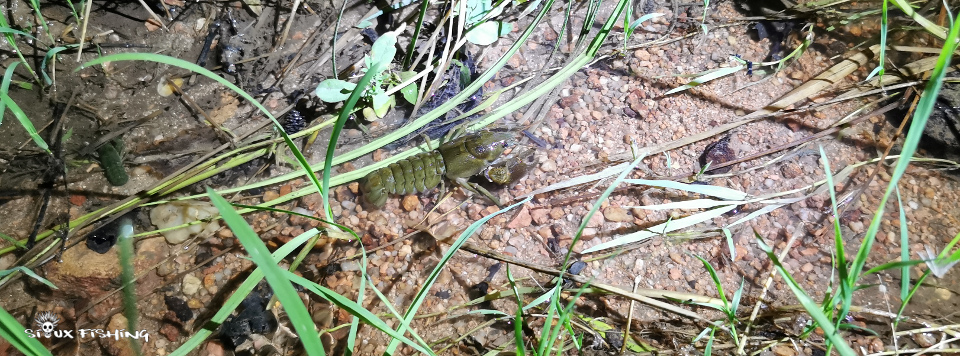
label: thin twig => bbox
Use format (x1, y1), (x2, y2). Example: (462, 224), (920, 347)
(737, 223), (805, 354)
(166, 77), (237, 144)
(276, 0), (303, 49)
(76, 0), (94, 62)
(138, 0), (168, 31)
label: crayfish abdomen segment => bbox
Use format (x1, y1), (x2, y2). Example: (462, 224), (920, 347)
(361, 150), (446, 208)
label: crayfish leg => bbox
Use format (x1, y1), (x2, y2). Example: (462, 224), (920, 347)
(453, 177), (503, 207)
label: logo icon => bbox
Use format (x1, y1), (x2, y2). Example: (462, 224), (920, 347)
(35, 312), (61, 338)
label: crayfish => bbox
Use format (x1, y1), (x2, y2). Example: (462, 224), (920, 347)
(360, 130), (533, 208)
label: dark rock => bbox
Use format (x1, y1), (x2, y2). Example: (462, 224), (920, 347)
(164, 295), (194, 322)
(700, 136), (736, 174)
(220, 282), (277, 349)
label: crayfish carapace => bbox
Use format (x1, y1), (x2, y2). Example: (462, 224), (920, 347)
(360, 130), (532, 208)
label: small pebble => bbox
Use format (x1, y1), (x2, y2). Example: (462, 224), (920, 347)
(341, 261), (360, 271)
(507, 207), (532, 229)
(848, 220), (864, 233)
(402, 195), (420, 212)
(549, 207), (564, 219)
(541, 159), (558, 172)
(603, 206), (631, 222)
(398, 245), (412, 259)
(585, 213), (604, 228)
(263, 191), (280, 202)
(182, 274), (202, 295)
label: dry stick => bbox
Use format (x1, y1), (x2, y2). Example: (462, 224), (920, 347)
(166, 77), (238, 144)
(294, 7), (376, 87)
(412, 7), (457, 114)
(606, 44), (880, 166)
(75, 0), (94, 62)
(6, 114), (277, 256)
(276, 0), (303, 49)
(457, 242), (729, 329)
(137, 0), (168, 31)
(157, 0), (172, 20)
(64, 239), (237, 348)
(543, 46), (882, 206)
(622, 274), (643, 354)
(736, 222), (805, 355)
(543, 99), (900, 208)
(894, 324), (960, 337)
(11, 92), (77, 265)
(836, 88), (919, 222)
(771, 304), (960, 340)
(702, 99), (903, 176)
(275, 13), (332, 83)
(77, 109), (165, 157)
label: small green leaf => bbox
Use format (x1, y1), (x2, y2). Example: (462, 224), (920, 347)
(370, 31), (398, 70)
(629, 13), (664, 32)
(466, 21), (506, 45)
(373, 94), (394, 118)
(466, 0), (493, 24)
(315, 79), (357, 102)
(372, 91), (390, 111)
(398, 71), (418, 104)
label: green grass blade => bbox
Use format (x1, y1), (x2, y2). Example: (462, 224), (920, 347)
(322, 30), (397, 223)
(206, 188), (326, 356)
(854, 8), (960, 286)
(78, 53), (325, 206)
(283, 271), (435, 354)
(895, 270), (930, 327)
(169, 228), (320, 356)
(584, 204), (734, 253)
(865, 0), (888, 81)
(755, 235), (856, 356)
(665, 65), (744, 95)
(1, 94), (50, 153)
(505, 264), (526, 356)
(383, 197), (532, 355)
(819, 145), (852, 329)
(0, 27), (37, 40)
(0, 61), (20, 124)
(522, 284), (558, 311)
(0, 21), (41, 85)
(115, 215), (142, 356)
(889, 0), (947, 40)
(622, 179), (748, 200)
(401, 0), (430, 68)
(0, 305), (52, 356)
(693, 255), (729, 311)
(896, 186), (910, 302)
(41, 45), (79, 85)
(27, 0), (55, 44)
(703, 326), (716, 355)
(863, 260), (923, 276)
(0, 266), (56, 289)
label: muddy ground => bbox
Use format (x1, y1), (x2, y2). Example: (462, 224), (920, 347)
(0, 0), (959, 355)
